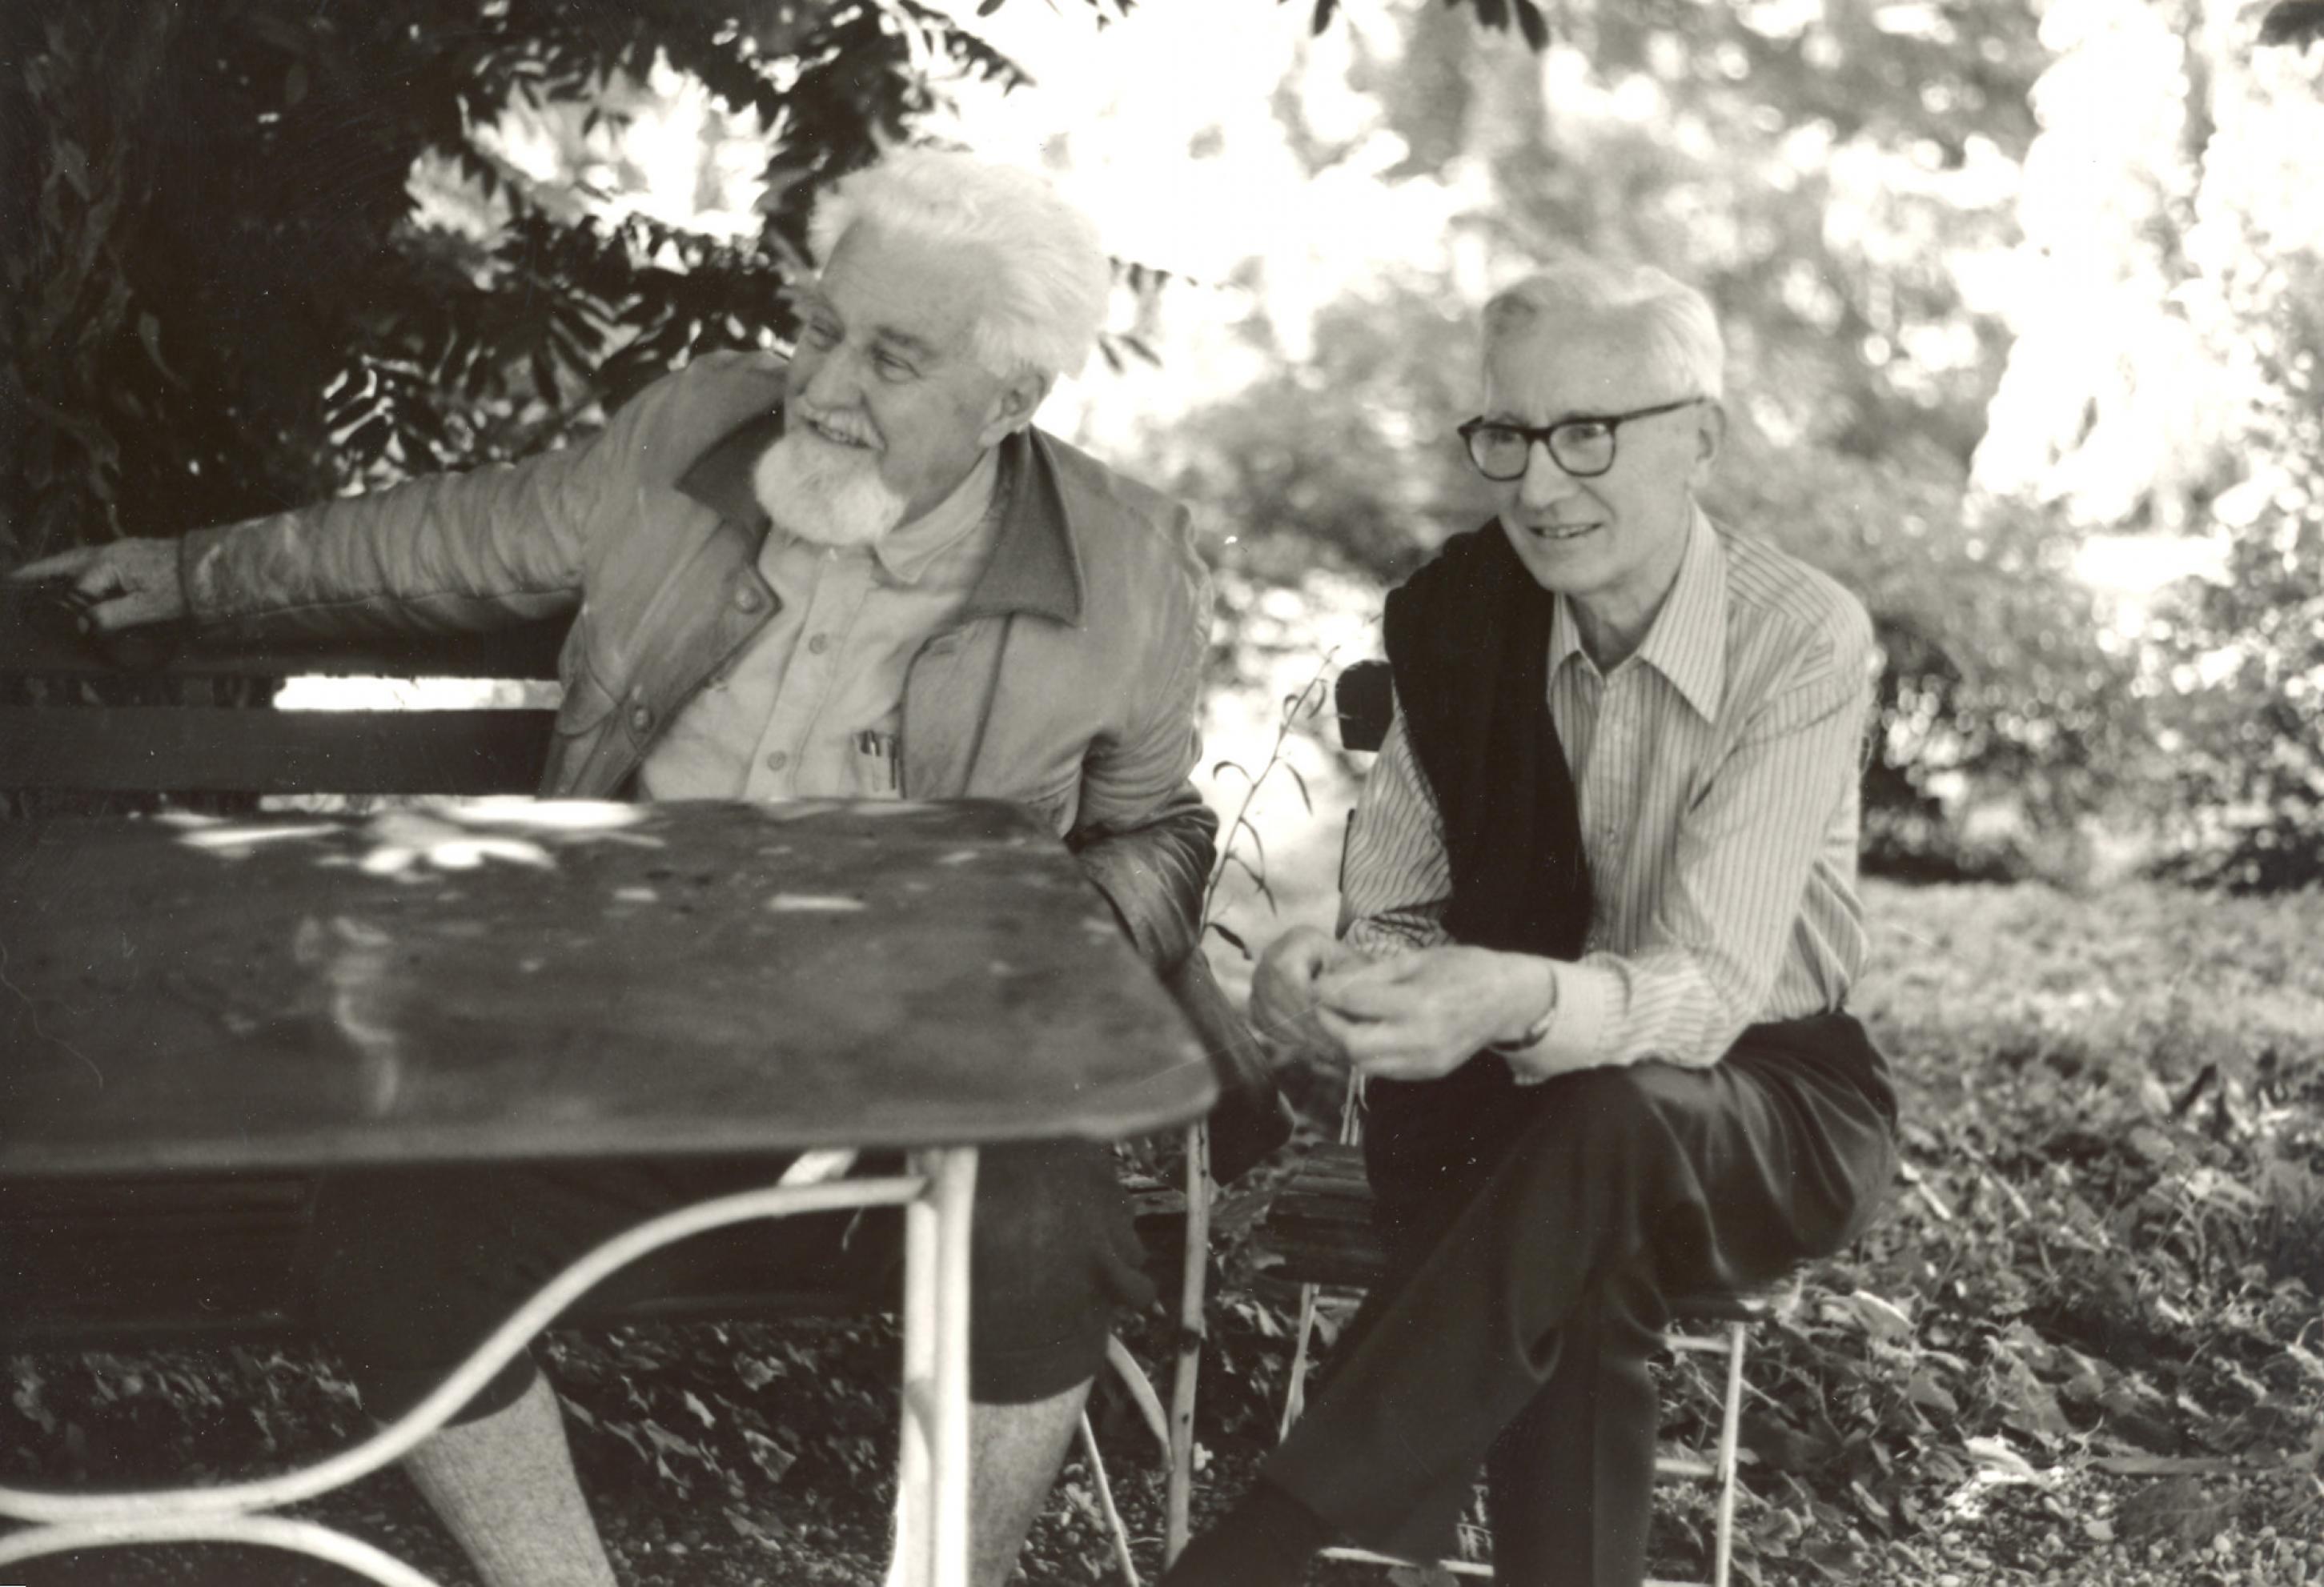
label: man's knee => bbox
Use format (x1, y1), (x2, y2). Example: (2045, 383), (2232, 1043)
(966, 1140), (1150, 1404)
(1528, 1064), (1696, 1154)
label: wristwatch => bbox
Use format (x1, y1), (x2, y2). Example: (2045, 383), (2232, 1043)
(1487, 968), (1559, 1056)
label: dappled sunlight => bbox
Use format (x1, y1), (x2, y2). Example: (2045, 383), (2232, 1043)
(164, 801), (658, 876)
(350, 811), (559, 876)
(167, 819), (342, 852)
(431, 799), (644, 832)
(274, 675), (552, 711)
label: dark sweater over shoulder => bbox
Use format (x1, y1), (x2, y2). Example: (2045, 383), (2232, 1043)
(1382, 521), (1593, 964)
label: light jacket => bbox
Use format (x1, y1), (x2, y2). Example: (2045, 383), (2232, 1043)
(179, 351), (1216, 974)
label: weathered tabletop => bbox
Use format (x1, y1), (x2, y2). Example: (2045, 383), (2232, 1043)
(0, 799), (1216, 1175)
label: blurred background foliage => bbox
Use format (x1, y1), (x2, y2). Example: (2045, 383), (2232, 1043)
(2, 0), (2320, 888)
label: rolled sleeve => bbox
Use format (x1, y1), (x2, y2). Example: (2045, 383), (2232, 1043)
(1501, 960), (1620, 1080)
(1338, 715), (1454, 959)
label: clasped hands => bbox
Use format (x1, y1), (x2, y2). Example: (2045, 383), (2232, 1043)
(1250, 924), (1559, 1083)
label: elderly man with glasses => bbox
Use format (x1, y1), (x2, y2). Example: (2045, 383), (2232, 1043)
(1162, 262), (1901, 1587)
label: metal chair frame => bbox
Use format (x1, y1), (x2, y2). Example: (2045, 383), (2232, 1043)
(1077, 1117), (1211, 1587)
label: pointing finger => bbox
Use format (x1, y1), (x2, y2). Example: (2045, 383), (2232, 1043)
(11, 548), (102, 584)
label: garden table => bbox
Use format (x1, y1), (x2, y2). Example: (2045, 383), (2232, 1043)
(0, 796), (1217, 1587)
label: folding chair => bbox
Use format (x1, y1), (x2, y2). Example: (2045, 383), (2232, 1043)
(1086, 945), (1293, 1584)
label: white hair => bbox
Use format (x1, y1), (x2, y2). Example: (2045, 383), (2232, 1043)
(808, 148), (1112, 384)
(1482, 260), (1726, 403)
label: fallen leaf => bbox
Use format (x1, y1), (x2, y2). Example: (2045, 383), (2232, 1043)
(1964, 1435), (2040, 1481)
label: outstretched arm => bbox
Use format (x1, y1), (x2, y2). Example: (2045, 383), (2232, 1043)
(14, 539), (187, 631)
(13, 361), (725, 645)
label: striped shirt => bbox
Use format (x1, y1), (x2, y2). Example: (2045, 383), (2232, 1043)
(1342, 507), (1878, 1074)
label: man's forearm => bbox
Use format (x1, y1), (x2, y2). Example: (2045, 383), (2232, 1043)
(180, 466), (586, 646)
(1071, 788), (1218, 973)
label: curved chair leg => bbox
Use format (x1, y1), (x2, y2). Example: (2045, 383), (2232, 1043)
(0, 1513), (442, 1586)
(1080, 1410), (1142, 1585)
(1106, 1335), (1173, 1461)
(1165, 1119), (1210, 1566)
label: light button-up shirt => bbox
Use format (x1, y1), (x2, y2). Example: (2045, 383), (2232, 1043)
(638, 445), (1001, 801)
(1342, 507), (1878, 1075)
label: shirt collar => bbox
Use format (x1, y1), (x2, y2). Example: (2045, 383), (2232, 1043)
(676, 407), (1082, 627)
(1548, 504), (1728, 723)
(871, 444), (997, 586)
(1631, 506), (1727, 721)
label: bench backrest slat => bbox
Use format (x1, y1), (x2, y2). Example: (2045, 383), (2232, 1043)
(2, 589), (568, 799)
(2, 706), (556, 794)
(0, 591), (566, 683)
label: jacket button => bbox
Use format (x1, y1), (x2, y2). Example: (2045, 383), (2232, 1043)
(629, 703), (652, 732)
(807, 632), (830, 655)
(733, 584), (764, 613)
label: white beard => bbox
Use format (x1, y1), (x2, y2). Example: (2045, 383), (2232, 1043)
(750, 428), (909, 549)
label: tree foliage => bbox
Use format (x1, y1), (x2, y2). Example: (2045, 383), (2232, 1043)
(1971, 0), (2324, 891)
(0, 0), (1022, 567)
(0, 0), (1564, 573)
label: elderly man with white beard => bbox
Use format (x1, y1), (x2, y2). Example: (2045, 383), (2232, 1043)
(17, 149), (1231, 1587)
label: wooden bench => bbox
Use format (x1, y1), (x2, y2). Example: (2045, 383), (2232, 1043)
(1245, 659), (1764, 1587)
(0, 583), (1213, 1579)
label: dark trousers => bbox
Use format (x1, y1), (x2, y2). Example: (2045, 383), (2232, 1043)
(1264, 1012), (1897, 1586)
(307, 1139), (1152, 1425)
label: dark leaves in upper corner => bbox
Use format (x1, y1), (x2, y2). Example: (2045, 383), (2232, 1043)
(2258, 0), (2324, 49)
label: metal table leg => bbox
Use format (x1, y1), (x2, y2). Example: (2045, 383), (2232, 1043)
(893, 1145), (978, 1587)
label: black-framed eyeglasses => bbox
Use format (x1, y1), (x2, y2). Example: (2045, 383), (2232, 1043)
(1458, 397), (1704, 482)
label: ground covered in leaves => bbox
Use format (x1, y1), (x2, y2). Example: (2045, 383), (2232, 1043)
(7, 879), (2323, 1585)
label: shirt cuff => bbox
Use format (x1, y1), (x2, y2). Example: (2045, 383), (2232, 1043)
(1503, 960), (1620, 1082)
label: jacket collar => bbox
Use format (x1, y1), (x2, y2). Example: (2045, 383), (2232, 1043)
(1549, 503), (1728, 722)
(958, 428), (1083, 627)
(675, 407), (784, 538)
(674, 410), (1083, 627)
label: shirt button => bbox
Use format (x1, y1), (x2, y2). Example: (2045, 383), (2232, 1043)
(807, 632), (830, 655)
(765, 750), (789, 772)
(628, 704), (652, 731)
(733, 584), (764, 613)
